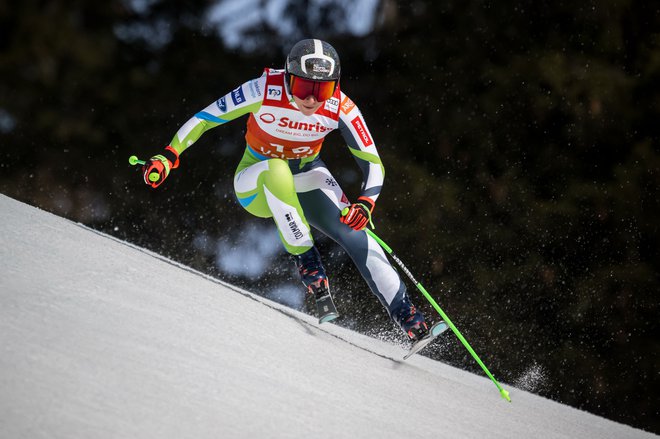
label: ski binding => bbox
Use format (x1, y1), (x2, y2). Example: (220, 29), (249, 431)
(403, 321), (449, 360)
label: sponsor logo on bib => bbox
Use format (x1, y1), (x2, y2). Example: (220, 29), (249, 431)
(259, 113), (276, 123)
(324, 97), (339, 113)
(341, 96), (356, 115)
(267, 85), (283, 100)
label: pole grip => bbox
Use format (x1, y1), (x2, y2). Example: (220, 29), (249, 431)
(128, 156), (159, 182)
(128, 155), (145, 166)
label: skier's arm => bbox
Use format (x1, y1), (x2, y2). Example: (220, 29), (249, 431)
(338, 93), (384, 211)
(169, 75), (266, 155)
(142, 75), (265, 188)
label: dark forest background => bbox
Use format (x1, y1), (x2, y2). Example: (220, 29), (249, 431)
(1, 0), (658, 434)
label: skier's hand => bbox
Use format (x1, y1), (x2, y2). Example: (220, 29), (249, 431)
(340, 196), (375, 231)
(142, 146), (180, 188)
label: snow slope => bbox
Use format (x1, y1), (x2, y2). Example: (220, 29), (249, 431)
(0, 194), (655, 439)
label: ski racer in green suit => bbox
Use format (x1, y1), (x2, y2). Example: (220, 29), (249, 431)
(141, 39), (430, 340)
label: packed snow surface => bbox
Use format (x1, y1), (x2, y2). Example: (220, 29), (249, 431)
(0, 194), (655, 439)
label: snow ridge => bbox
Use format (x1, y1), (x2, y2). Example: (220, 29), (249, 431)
(0, 194), (655, 439)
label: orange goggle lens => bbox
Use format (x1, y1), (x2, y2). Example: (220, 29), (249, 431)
(289, 76), (337, 101)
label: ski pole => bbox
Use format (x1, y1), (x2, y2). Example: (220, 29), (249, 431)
(128, 155), (160, 182)
(341, 209), (510, 402)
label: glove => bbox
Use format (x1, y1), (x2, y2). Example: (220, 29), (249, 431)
(340, 196), (375, 231)
(142, 145), (180, 188)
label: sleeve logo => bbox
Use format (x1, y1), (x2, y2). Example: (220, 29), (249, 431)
(351, 116), (373, 147)
(248, 79), (262, 98)
(231, 86), (246, 105)
(216, 96), (227, 112)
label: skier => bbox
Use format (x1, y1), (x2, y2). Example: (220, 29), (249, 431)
(140, 39), (431, 341)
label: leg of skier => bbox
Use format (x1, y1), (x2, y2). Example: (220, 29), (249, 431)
(233, 149), (337, 321)
(234, 151), (312, 253)
(293, 160), (429, 340)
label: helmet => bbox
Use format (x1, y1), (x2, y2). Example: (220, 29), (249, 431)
(285, 39), (341, 82)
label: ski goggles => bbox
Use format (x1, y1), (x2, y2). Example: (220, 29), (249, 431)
(288, 75), (337, 101)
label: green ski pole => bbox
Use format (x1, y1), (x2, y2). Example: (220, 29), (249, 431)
(342, 209), (510, 402)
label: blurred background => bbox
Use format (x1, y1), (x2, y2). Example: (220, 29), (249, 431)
(1, 0), (658, 433)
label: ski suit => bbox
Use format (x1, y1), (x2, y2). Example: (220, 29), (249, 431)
(168, 68), (419, 328)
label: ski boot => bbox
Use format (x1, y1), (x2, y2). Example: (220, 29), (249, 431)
(398, 305), (450, 359)
(394, 301), (429, 341)
(402, 309), (430, 341)
(294, 246), (338, 323)
(403, 316), (451, 359)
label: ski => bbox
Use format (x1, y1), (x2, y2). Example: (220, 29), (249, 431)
(309, 281), (338, 323)
(403, 321), (449, 360)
